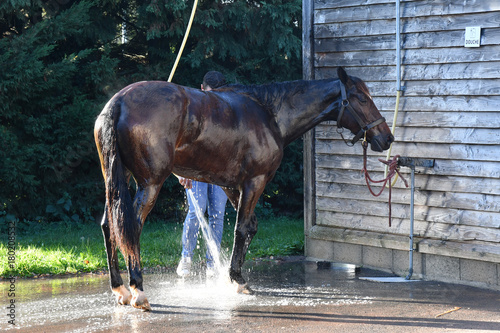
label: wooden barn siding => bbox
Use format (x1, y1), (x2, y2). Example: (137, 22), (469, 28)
(308, 0), (500, 263)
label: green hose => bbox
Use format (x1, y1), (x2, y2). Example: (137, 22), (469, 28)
(168, 0), (199, 83)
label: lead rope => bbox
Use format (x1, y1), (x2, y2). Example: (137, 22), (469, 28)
(361, 137), (408, 227)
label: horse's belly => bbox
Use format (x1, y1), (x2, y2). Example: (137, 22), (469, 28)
(173, 138), (281, 188)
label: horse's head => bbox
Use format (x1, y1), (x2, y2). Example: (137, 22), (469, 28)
(335, 67), (394, 152)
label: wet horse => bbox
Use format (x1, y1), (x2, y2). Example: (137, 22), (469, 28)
(94, 67), (394, 310)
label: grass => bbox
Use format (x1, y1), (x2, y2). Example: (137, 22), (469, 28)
(0, 216), (303, 278)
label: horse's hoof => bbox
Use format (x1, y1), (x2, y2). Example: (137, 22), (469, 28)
(236, 283), (254, 295)
(130, 287), (152, 311)
(132, 298), (152, 312)
(112, 285), (132, 305)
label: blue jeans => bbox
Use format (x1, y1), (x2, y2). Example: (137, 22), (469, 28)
(181, 181), (228, 267)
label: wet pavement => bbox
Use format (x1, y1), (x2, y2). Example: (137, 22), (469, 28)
(1, 256), (499, 332)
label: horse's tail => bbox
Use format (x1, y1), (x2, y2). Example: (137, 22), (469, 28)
(94, 96), (139, 257)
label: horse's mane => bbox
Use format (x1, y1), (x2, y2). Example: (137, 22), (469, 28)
(219, 80), (320, 112)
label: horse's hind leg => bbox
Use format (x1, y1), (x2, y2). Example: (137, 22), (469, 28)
(125, 182), (164, 310)
(133, 183), (164, 230)
(101, 205), (131, 305)
(126, 241), (149, 310)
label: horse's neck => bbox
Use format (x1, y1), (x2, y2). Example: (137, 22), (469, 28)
(276, 79), (340, 146)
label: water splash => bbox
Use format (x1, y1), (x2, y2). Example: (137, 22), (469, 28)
(186, 188), (228, 277)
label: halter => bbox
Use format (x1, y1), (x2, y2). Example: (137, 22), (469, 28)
(336, 81), (386, 146)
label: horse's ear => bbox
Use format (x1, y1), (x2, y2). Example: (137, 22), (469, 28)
(337, 67), (350, 85)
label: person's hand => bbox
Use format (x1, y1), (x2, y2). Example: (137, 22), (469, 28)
(178, 177), (193, 189)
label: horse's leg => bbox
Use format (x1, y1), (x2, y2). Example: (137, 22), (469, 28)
(101, 205), (131, 305)
(133, 183), (163, 230)
(124, 181), (164, 311)
(126, 243), (149, 311)
(229, 176), (267, 294)
(223, 187), (241, 211)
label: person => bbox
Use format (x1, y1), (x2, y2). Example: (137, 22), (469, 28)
(176, 71), (229, 277)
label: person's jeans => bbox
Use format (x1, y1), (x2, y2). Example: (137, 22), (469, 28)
(181, 181), (228, 267)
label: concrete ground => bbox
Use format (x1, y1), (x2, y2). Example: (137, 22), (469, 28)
(1, 256), (499, 332)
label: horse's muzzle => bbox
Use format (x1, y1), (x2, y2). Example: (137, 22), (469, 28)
(371, 133), (394, 152)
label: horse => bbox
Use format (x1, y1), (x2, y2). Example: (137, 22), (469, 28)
(93, 67), (394, 311)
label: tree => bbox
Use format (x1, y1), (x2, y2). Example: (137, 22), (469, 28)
(0, 1), (120, 222)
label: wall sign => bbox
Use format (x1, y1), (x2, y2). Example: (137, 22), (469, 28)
(464, 27), (481, 47)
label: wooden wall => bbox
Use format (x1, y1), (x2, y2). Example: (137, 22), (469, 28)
(304, 0), (500, 267)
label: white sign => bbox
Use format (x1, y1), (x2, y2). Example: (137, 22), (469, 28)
(464, 27), (481, 47)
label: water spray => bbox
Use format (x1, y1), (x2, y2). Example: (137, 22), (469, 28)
(186, 188), (226, 276)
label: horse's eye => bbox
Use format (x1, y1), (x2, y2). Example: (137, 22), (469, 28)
(358, 96), (367, 104)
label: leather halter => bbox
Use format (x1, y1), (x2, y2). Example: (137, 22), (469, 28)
(336, 81), (386, 146)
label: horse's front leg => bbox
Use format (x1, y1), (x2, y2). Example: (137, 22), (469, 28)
(230, 212), (259, 294)
(229, 176), (267, 294)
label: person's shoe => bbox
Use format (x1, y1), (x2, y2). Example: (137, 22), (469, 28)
(176, 257), (191, 277)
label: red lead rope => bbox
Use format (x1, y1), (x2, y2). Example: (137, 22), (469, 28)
(361, 141), (408, 227)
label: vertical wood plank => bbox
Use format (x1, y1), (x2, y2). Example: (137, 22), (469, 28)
(303, 0), (316, 240)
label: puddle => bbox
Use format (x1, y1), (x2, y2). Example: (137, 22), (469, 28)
(1, 259), (499, 332)
(0, 260), (374, 332)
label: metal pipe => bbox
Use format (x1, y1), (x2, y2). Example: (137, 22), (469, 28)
(384, 0), (402, 179)
(398, 157), (434, 280)
(406, 165), (415, 280)
(396, 0), (401, 91)
(396, 0), (414, 281)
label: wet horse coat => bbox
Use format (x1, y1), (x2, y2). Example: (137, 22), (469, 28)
(94, 67), (394, 310)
